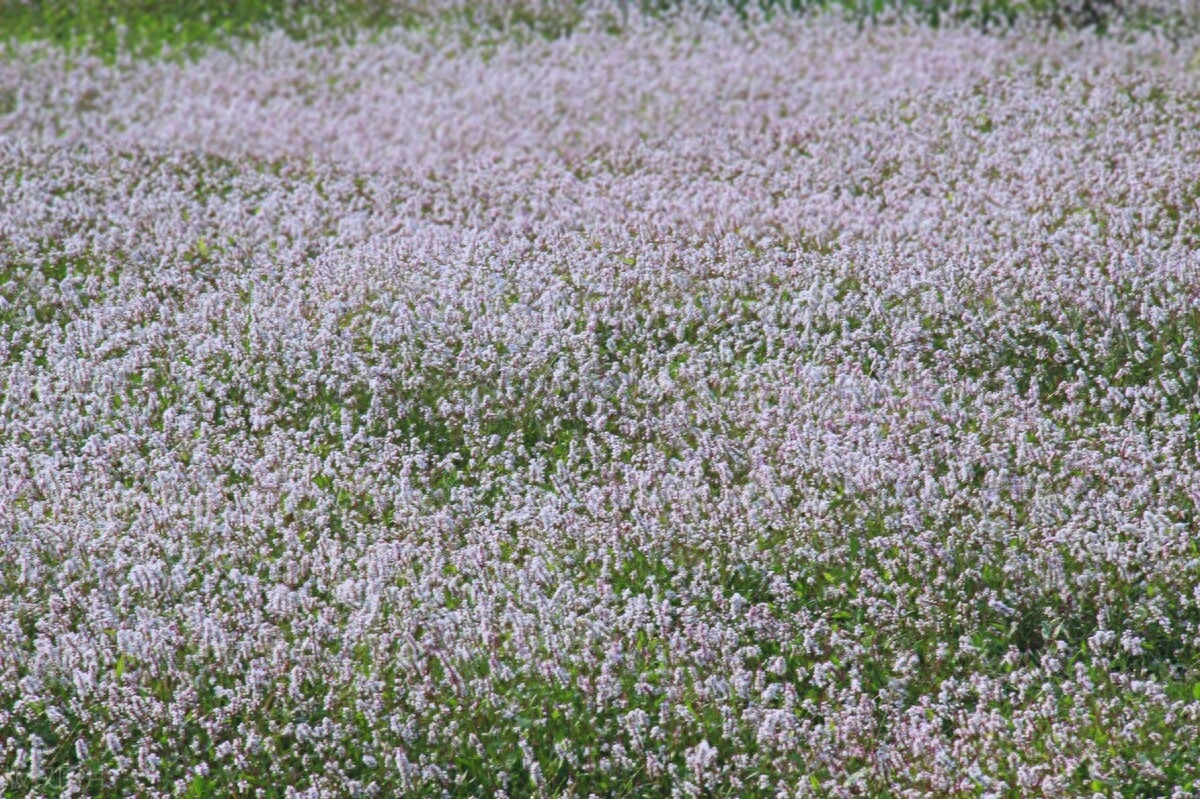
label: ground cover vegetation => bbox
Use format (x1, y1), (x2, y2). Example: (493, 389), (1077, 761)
(3, 1), (1200, 796)
(2, 0), (1198, 59)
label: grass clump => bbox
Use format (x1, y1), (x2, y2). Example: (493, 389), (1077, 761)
(0, 0), (417, 58)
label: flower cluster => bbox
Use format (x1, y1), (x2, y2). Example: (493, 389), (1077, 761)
(2, 7), (1200, 797)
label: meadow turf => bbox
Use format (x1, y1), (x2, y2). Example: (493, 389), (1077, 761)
(3, 1), (1200, 797)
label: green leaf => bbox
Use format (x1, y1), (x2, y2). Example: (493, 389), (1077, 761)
(115, 655), (126, 680)
(1192, 682), (1200, 701)
(186, 775), (208, 798)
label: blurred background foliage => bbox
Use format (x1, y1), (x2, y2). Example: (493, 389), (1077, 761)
(0, 0), (1196, 60)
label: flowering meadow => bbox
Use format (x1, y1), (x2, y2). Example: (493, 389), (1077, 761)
(3, 5), (1200, 796)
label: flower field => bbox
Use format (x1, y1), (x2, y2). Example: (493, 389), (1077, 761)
(3, 4), (1200, 796)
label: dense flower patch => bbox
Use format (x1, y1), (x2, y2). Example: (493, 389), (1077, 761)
(3, 8), (1200, 797)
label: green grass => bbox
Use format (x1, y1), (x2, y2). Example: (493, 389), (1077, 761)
(0, 0), (1188, 63)
(0, 0), (425, 59)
